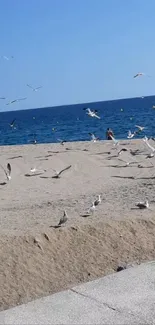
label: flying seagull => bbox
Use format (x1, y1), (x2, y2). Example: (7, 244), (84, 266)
(111, 135), (119, 146)
(57, 138), (67, 145)
(30, 167), (46, 173)
(127, 130), (136, 139)
(133, 73), (150, 78)
(1, 56), (14, 61)
(133, 72), (144, 78)
(0, 163), (11, 181)
(0, 97), (6, 100)
(84, 108), (101, 119)
(52, 165), (72, 178)
(27, 84), (42, 92)
(6, 98), (27, 105)
(143, 136), (155, 153)
(136, 200), (149, 209)
(135, 125), (145, 132)
(88, 133), (99, 142)
(9, 119), (16, 128)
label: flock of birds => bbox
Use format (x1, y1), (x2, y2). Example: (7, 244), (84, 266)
(0, 83), (42, 106)
(0, 61), (154, 227)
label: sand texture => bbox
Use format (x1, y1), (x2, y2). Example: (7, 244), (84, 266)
(1, 139), (155, 310)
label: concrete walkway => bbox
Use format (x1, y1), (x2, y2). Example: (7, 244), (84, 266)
(1, 261), (155, 324)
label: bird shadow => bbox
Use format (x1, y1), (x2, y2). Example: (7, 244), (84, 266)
(80, 214), (91, 217)
(49, 225), (62, 229)
(9, 155), (23, 160)
(112, 176), (135, 179)
(25, 173), (44, 177)
(0, 182), (7, 186)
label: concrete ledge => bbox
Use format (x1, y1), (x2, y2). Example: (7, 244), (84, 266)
(1, 261), (155, 324)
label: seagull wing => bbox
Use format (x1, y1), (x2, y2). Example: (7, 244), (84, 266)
(17, 97), (27, 101)
(27, 84), (33, 89)
(143, 138), (155, 152)
(10, 118), (16, 126)
(58, 165), (72, 176)
(35, 86), (42, 90)
(0, 164), (8, 179)
(94, 113), (101, 119)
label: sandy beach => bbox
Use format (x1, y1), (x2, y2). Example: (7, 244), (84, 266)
(1, 139), (155, 310)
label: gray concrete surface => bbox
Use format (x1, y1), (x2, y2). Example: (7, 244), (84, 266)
(1, 261), (155, 324)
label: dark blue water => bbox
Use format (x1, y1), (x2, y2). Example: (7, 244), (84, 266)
(1, 95), (155, 146)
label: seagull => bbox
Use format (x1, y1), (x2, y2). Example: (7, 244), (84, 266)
(52, 165), (72, 178)
(135, 125), (145, 132)
(9, 119), (16, 128)
(143, 136), (155, 153)
(57, 138), (67, 145)
(133, 72), (150, 78)
(88, 202), (96, 213)
(6, 98), (27, 105)
(27, 84), (42, 92)
(50, 210), (68, 228)
(94, 195), (101, 206)
(127, 130), (136, 139)
(0, 163), (11, 181)
(111, 135), (119, 146)
(0, 97), (6, 100)
(1, 56), (14, 61)
(88, 133), (99, 142)
(136, 200), (149, 209)
(30, 167), (46, 173)
(57, 210), (68, 226)
(133, 72), (145, 78)
(84, 108), (101, 119)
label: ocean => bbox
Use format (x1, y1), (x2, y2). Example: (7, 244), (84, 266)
(0, 95), (155, 146)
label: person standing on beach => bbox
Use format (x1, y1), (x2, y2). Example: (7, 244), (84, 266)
(106, 128), (114, 140)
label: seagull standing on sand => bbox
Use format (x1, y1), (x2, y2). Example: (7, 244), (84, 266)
(50, 210), (68, 228)
(57, 210), (68, 226)
(84, 108), (101, 119)
(6, 98), (27, 105)
(27, 84), (42, 92)
(136, 200), (149, 209)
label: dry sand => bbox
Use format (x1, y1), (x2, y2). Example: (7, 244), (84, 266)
(1, 139), (155, 310)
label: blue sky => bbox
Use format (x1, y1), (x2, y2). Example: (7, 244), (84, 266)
(0, 0), (155, 111)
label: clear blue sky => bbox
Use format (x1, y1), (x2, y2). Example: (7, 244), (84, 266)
(0, 0), (155, 111)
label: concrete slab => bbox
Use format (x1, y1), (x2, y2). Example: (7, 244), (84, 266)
(1, 261), (155, 324)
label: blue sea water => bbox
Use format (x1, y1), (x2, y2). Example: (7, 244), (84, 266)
(1, 95), (155, 146)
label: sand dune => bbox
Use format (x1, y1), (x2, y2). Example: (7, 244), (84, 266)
(1, 139), (155, 310)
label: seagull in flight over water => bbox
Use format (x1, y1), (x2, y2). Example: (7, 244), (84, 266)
(6, 98), (27, 105)
(27, 84), (42, 92)
(84, 108), (101, 119)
